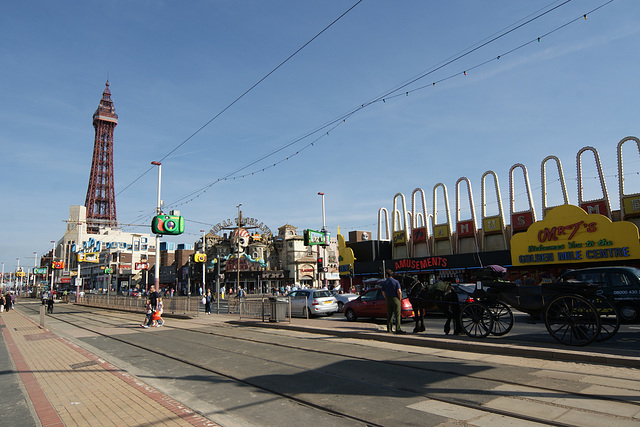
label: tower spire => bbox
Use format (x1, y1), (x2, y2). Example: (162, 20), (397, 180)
(85, 81), (118, 233)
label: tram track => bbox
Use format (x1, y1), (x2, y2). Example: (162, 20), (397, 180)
(21, 303), (640, 426)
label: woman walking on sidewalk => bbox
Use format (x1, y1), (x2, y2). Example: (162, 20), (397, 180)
(205, 289), (212, 314)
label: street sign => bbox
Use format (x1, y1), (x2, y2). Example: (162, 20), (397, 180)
(304, 229), (330, 246)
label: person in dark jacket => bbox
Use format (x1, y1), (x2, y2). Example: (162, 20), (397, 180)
(381, 270), (405, 334)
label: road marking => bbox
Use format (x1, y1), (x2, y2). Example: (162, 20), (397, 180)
(407, 399), (547, 425)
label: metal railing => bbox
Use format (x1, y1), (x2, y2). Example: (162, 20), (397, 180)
(236, 296), (292, 322)
(77, 294), (305, 323)
(80, 294), (205, 317)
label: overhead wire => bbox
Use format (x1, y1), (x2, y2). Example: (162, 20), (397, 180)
(162, 0), (616, 211)
(115, 0), (363, 197)
(123, 0), (620, 232)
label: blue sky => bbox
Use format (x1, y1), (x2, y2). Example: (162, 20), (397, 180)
(2, 0), (639, 273)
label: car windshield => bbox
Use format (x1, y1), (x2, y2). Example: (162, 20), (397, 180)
(628, 267), (640, 279)
(314, 290), (332, 298)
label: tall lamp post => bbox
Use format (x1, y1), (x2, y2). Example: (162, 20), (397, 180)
(16, 258), (20, 294)
(236, 203), (242, 294)
(50, 240), (55, 297)
(130, 233), (141, 294)
(200, 229), (206, 293)
(32, 251), (38, 294)
(151, 161), (162, 294)
(318, 192), (327, 288)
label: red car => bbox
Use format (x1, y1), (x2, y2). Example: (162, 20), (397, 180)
(343, 287), (414, 322)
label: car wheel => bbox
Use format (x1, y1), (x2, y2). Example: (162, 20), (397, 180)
(345, 308), (357, 322)
(337, 301), (344, 312)
(305, 307), (313, 318)
(617, 303), (639, 323)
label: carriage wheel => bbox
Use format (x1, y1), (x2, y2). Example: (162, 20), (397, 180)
(590, 296), (620, 342)
(487, 301), (514, 336)
(460, 302), (493, 338)
(544, 295), (601, 346)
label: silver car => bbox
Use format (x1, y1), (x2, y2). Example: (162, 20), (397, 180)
(332, 292), (360, 312)
(287, 289), (338, 317)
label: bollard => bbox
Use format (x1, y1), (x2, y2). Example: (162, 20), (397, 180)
(40, 305), (46, 327)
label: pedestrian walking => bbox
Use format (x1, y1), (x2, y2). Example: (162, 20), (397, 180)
(236, 286), (246, 313)
(149, 285), (159, 312)
(152, 297), (164, 327)
(47, 296), (54, 313)
(141, 299), (152, 328)
(0, 294), (5, 313)
(381, 269), (405, 334)
(205, 289), (212, 314)
(5, 293), (11, 311)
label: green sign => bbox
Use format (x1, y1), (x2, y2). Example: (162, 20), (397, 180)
(104, 267), (113, 274)
(34, 267), (48, 274)
(304, 229), (330, 246)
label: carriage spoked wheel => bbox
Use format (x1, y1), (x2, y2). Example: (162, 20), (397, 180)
(589, 296), (620, 342)
(486, 301), (514, 336)
(544, 295), (601, 346)
(460, 302), (494, 338)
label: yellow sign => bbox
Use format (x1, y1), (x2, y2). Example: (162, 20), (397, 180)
(337, 226), (356, 276)
(433, 224), (450, 241)
(393, 230), (407, 246)
(511, 204), (640, 266)
(482, 216), (503, 235)
(623, 195), (640, 218)
(78, 252), (100, 263)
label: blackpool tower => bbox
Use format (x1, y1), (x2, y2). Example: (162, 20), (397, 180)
(85, 81), (118, 233)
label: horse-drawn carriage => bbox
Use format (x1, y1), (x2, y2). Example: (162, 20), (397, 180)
(401, 265), (620, 346)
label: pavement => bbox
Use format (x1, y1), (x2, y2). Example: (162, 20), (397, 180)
(0, 304), (218, 427)
(2, 298), (640, 426)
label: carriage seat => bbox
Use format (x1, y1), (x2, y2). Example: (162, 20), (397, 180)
(483, 281), (517, 292)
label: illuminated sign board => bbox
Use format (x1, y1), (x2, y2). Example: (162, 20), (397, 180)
(511, 204), (640, 266)
(304, 229), (330, 246)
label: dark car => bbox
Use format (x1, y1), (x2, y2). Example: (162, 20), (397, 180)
(557, 266), (640, 323)
(343, 287), (414, 322)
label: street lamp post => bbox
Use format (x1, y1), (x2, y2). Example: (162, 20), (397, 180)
(130, 233), (141, 296)
(16, 258), (20, 294)
(318, 192), (327, 288)
(50, 241), (55, 298)
(151, 161), (162, 294)
(201, 229), (206, 293)
(236, 203), (242, 294)
(32, 251), (37, 295)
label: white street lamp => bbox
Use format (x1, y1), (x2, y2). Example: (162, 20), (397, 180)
(50, 241), (55, 297)
(318, 192), (327, 288)
(151, 161), (162, 294)
(200, 229), (206, 292)
(236, 203), (242, 294)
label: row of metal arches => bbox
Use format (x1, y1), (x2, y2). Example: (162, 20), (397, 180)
(377, 136), (640, 258)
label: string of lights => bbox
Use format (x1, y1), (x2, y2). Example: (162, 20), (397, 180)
(120, 0), (624, 235)
(159, 0), (617, 210)
(118, 1), (576, 203)
(115, 0), (363, 197)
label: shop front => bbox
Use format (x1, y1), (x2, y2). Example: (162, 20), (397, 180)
(391, 250), (511, 284)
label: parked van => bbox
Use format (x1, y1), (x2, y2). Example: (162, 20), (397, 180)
(557, 266), (640, 323)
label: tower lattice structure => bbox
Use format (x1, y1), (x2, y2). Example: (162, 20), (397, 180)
(85, 81), (118, 233)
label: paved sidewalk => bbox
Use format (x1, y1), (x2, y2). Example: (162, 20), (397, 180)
(0, 309), (219, 427)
